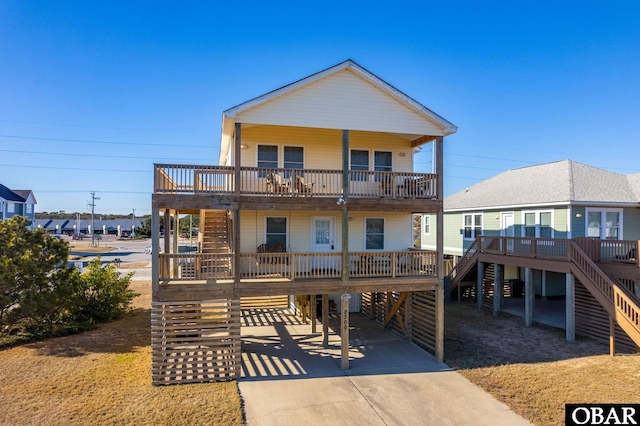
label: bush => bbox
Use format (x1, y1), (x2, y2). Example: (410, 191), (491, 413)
(72, 258), (138, 323)
(0, 217), (139, 347)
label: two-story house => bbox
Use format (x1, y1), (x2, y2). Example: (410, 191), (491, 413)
(422, 160), (640, 354)
(150, 60), (456, 385)
(0, 184), (36, 226)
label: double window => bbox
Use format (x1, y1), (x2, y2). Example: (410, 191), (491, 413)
(365, 218), (384, 250)
(266, 217), (287, 248)
(350, 150), (392, 181)
(586, 209), (621, 240)
(523, 211), (552, 238)
(463, 213), (482, 239)
(257, 145), (304, 177)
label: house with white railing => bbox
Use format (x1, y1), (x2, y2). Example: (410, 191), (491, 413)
(422, 160), (640, 353)
(149, 60), (457, 385)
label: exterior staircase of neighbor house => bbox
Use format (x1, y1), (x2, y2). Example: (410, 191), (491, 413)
(449, 236), (640, 350)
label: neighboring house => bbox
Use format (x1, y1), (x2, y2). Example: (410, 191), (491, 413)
(422, 160), (640, 353)
(33, 218), (144, 236)
(150, 59), (456, 385)
(0, 184), (37, 226)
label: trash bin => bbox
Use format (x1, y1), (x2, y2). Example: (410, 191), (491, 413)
(509, 279), (524, 298)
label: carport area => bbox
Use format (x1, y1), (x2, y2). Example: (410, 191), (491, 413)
(238, 308), (529, 425)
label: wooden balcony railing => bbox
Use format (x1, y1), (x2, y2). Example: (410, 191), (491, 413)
(158, 251), (436, 281)
(479, 236), (570, 260)
(154, 164), (437, 200)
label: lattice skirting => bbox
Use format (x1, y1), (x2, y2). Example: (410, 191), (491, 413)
(151, 299), (241, 386)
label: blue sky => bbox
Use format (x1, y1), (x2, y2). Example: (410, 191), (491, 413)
(1, 1), (638, 216)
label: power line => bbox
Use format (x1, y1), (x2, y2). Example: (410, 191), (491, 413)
(0, 134), (213, 148)
(0, 118), (211, 134)
(0, 164), (150, 173)
(0, 148), (216, 163)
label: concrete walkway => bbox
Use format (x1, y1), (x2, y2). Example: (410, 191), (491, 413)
(239, 310), (530, 425)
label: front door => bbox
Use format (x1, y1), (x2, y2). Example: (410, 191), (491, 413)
(312, 217), (335, 253)
(311, 217), (336, 272)
(501, 212), (515, 252)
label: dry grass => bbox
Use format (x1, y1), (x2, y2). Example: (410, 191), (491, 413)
(69, 243), (116, 253)
(445, 302), (640, 426)
(0, 280), (243, 426)
(118, 261), (151, 269)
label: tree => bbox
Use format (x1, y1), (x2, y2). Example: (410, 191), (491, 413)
(0, 216), (71, 324)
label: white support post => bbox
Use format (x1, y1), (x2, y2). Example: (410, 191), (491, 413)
(566, 273), (575, 341)
(525, 267), (534, 327)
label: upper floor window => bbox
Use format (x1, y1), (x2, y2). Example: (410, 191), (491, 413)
(26, 204), (32, 214)
(586, 209), (621, 240)
(365, 218), (384, 250)
(523, 211), (553, 238)
(374, 151), (392, 173)
(283, 146), (303, 170)
(7, 203), (15, 213)
(463, 213), (482, 239)
(257, 145), (278, 170)
(350, 150), (369, 181)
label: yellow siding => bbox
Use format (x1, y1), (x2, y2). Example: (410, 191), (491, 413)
(236, 69), (446, 136)
(240, 125), (414, 172)
(239, 210), (412, 253)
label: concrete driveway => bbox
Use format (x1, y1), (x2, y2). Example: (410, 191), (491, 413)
(239, 310), (530, 425)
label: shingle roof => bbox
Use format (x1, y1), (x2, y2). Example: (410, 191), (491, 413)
(0, 184), (26, 202)
(444, 160), (640, 211)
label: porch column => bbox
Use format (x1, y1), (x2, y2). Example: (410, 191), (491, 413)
(163, 209), (170, 277)
(477, 261), (484, 311)
(341, 129), (350, 369)
(493, 263), (503, 316)
(172, 210), (179, 278)
(234, 123), (242, 286)
(541, 271), (547, 301)
(151, 208), (160, 292)
(311, 294), (317, 333)
(566, 273), (575, 341)
(435, 136), (444, 362)
(525, 267), (534, 327)
(322, 294), (329, 346)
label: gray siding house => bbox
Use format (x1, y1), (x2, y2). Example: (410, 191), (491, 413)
(0, 184), (37, 226)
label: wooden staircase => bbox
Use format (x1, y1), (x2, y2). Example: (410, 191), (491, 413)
(198, 210), (232, 278)
(449, 236), (640, 349)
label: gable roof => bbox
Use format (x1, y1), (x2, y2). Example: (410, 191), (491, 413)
(445, 160), (640, 211)
(0, 184), (27, 202)
(219, 60), (457, 164)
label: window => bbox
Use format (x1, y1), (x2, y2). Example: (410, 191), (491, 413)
(257, 145), (278, 169)
(374, 151), (392, 172)
(26, 204), (32, 214)
(423, 215), (430, 236)
(522, 210), (553, 238)
(7, 203), (15, 213)
(283, 146), (303, 178)
(266, 217), (287, 248)
(463, 213), (482, 239)
(365, 218), (384, 250)
(586, 209), (622, 240)
(350, 150), (369, 181)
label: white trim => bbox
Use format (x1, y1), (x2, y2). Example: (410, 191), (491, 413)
(500, 211), (515, 237)
(445, 200), (640, 213)
(423, 215), (430, 236)
(521, 209), (554, 238)
(567, 206), (572, 239)
(584, 208), (623, 240)
(462, 212), (483, 240)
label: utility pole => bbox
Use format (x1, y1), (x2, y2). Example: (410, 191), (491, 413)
(132, 208), (136, 238)
(88, 191), (100, 247)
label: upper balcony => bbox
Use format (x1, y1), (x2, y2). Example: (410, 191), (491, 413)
(153, 164), (440, 212)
